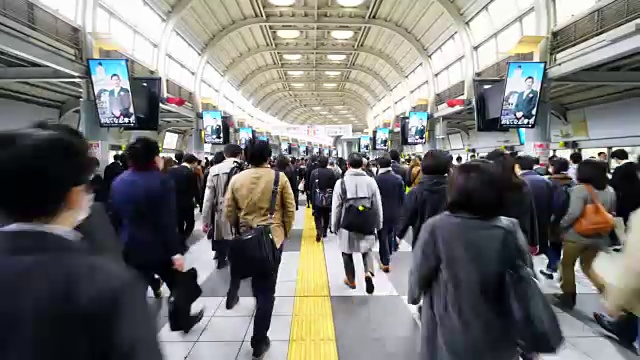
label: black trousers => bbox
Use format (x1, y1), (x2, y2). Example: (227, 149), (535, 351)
(123, 251), (176, 294)
(313, 208), (331, 237)
(377, 225), (394, 266)
(177, 205), (195, 246)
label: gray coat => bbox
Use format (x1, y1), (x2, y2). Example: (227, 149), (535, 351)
(560, 184), (616, 247)
(202, 158), (243, 241)
(409, 212), (532, 360)
(331, 169), (383, 253)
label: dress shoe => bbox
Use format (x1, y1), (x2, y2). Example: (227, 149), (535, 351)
(182, 309), (204, 334)
(553, 293), (576, 310)
(226, 292), (239, 310)
(252, 338), (271, 359)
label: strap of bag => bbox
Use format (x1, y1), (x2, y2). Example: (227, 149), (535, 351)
(341, 177), (347, 200)
(584, 184), (603, 206)
(269, 171), (280, 219)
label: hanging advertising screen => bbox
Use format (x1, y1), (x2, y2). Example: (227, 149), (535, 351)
(239, 127), (253, 148)
(360, 135), (371, 152)
(87, 59), (136, 128)
(375, 128), (390, 150)
(517, 128), (526, 145)
(406, 112), (428, 145)
(313, 147), (319, 156)
(500, 62), (546, 128)
(300, 145), (308, 156)
(203, 110), (224, 144)
(281, 142), (290, 155)
(163, 132), (179, 150)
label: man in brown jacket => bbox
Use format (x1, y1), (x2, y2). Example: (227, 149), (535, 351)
(224, 140), (296, 359)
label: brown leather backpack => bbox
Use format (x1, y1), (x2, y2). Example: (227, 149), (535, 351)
(573, 185), (615, 236)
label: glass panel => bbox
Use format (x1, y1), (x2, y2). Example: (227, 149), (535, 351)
(521, 11), (537, 36)
(109, 18), (134, 51)
(488, 0), (518, 28)
(469, 10), (493, 44)
(431, 49), (446, 72)
(169, 33), (199, 70)
(436, 70), (449, 92)
(133, 34), (155, 66)
(517, 0), (534, 10)
(476, 38), (497, 70)
(441, 37), (459, 65)
(448, 60), (463, 84)
(138, 5), (164, 43)
(555, 0), (596, 25)
(203, 64), (223, 89)
(40, 0), (77, 21)
(96, 8), (110, 32)
(201, 83), (218, 100)
(392, 85), (403, 101)
(497, 22), (522, 54)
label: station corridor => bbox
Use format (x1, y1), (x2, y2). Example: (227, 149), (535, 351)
(150, 208), (638, 360)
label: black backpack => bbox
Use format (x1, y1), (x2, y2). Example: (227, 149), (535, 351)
(339, 178), (377, 235)
(223, 161), (245, 197)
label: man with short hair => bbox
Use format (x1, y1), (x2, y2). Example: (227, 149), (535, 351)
(568, 152), (582, 182)
(514, 76), (539, 122)
(167, 152), (200, 249)
(104, 153), (124, 201)
(389, 149), (408, 186)
(375, 155), (405, 272)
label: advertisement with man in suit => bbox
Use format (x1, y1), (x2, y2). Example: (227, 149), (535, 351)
(500, 62), (546, 128)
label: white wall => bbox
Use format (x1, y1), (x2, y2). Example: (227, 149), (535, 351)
(0, 98), (60, 130)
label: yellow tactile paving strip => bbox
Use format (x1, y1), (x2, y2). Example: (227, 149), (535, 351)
(288, 209), (339, 360)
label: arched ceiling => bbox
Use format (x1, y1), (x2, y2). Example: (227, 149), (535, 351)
(152, 0), (477, 131)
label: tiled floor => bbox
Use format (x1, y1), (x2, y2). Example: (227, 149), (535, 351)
(153, 209), (639, 359)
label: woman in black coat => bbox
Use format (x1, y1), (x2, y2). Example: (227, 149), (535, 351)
(276, 155), (298, 210)
(486, 150), (538, 254)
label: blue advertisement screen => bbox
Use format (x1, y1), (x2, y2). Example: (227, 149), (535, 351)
(360, 136), (371, 152)
(407, 112), (428, 145)
(281, 142), (290, 155)
(375, 128), (390, 150)
(313, 147), (319, 155)
(299, 145), (308, 156)
(88, 59), (136, 127)
(203, 110), (223, 144)
(239, 127), (252, 148)
(500, 62), (546, 128)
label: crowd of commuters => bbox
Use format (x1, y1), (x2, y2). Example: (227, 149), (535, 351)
(4, 120), (640, 360)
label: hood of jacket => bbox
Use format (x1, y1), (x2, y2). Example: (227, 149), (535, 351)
(417, 174), (448, 192)
(549, 173), (573, 186)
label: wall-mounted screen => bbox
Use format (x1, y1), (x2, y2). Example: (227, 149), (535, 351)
(374, 128), (390, 150)
(203, 110), (224, 144)
(360, 135), (371, 152)
(281, 142), (290, 155)
(500, 61), (546, 128)
(204, 144), (212, 153)
(128, 76), (160, 131)
(313, 147), (319, 156)
(300, 145), (308, 156)
(323, 148), (330, 156)
(517, 128), (526, 145)
(163, 132), (179, 150)
(332, 149), (338, 157)
(88, 59), (136, 128)
(406, 111), (428, 145)
(448, 133), (464, 150)
(239, 127), (253, 148)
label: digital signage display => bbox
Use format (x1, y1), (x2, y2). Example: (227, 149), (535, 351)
(313, 147), (319, 156)
(500, 62), (546, 128)
(163, 132), (179, 150)
(360, 135), (371, 152)
(375, 128), (389, 150)
(88, 59), (136, 127)
(281, 141), (290, 155)
(299, 145), (308, 156)
(203, 110), (224, 144)
(406, 112), (428, 145)
(239, 127), (253, 148)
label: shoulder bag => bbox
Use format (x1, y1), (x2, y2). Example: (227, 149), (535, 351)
(229, 171), (282, 280)
(313, 169), (333, 208)
(339, 178), (377, 235)
(573, 185), (615, 236)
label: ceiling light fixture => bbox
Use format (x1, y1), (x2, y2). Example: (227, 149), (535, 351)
(276, 29), (301, 39)
(327, 54), (347, 61)
(290, 83), (305, 87)
(287, 70), (304, 76)
(331, 30), (355, 40)
(312, 106), (322, 110)
(269, 0), (296, 5)
(323, 83), (338, 87)
(282, 54), (302, 61)
(334, 105), (344, 109)
(336, 0), (365, 6)
(325, 71), (342, 76)
(339, 110), (349, 113)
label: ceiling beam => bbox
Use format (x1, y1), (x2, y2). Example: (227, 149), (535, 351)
(237, 64), (391, 91)
(278, 101), (367, 121)
(274, 100), (365, 118)
(256, 89), (373, 109)
(246, 79), (380, 102)
(0, 67), (85, 82)
(267, 94), (370, 114)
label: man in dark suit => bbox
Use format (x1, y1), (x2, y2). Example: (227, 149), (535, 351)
(108, 74), (133, 119)
(104, 154), (124, 199)
(167, 152), (200, 249)
(514, 76), (539, 121)
(0, 129), (162, 360)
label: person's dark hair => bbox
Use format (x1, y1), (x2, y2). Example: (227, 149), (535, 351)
(90, 156), (100, 170)
(212, 151), (225, 165)
(32, 121), (86, 142)
(422, 150), (452, 176)
(569, 152), (582, 164)
(377, 156), (392, 168)
(486, 149), (524, 191)
(509, 151), (519, 159)
(318, 156), (329, 168)
(127, 137), (160, 169)
(447, 160), (504, 219)
(611, 149), (629, 161)
(389, 149), (401, 162)
(347, 153), (363, 169)
(455, 155), (462, 164)
(310, 155), (318, 163)
(577, 159), (609, 190)
(183, 153), (198, 165)
(515, 155), (537, 171)
(598, 151), (607, 158)
(111, 74), (120, 80)
(0, 129), (91, 222)
(162, 156), (175, 172)
(550, 157), (570, 174)
(113, 153), (121, 162)
(246, 140), (271, 167)
(223, 144), (242, 158)
(525, 76), (534, 82)
(276, 155), (290, 170)
(174, 150), (184, 164)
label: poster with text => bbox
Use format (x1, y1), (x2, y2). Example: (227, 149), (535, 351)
(500, 62), (546, 128)
(88, 59), (136, 127)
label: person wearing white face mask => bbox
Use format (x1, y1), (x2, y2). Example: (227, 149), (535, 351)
(0, 129), (163, 360)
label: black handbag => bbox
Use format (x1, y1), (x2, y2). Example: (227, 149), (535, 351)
(505, 244), (564, 353)
(339, 178), (377, 235)
(168, 268), (202, 331)
(313, 176), (333, 208)
(229, 171), (282, 280)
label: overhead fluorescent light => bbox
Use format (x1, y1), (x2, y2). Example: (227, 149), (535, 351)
(327, 54), (347, 61)
(323, 83), (338, 87)
(269, 0), (296, 5)
(325, 71), (342, 76)
(290, 83), (305, 87)
(277, 29), (301, 39)
(336, 0), (365, 6)
(287, 70), (304, 76)
(331, 30), (354, 40)
(339, 110), (349, 113)
(319, 111), (328, 114)
(282, 54), (302, 61)
(334, 105), (344, 109)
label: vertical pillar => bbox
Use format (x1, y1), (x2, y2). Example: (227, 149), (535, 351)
(191, 118), (204, 158)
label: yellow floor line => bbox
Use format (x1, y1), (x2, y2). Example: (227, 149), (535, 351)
(288, 209), (339, 360)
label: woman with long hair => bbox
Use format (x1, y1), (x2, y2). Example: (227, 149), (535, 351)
(407, 156), (422, 189)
